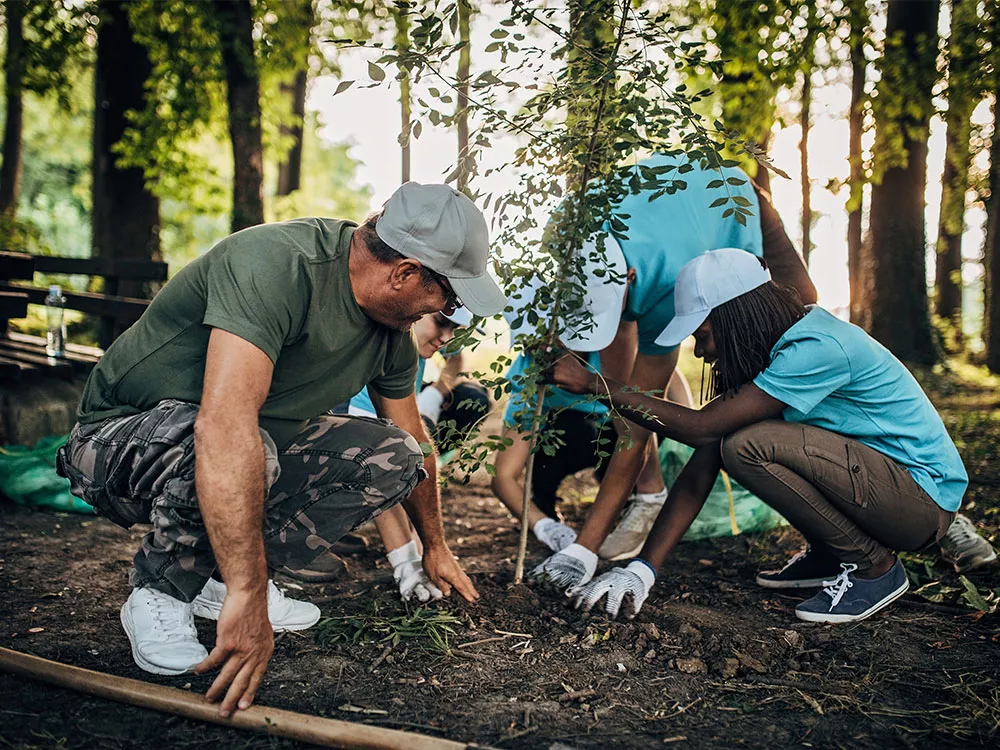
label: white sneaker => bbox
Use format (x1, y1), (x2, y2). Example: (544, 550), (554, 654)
(120, 587), (208, 676)
(598, 490), (668, 561)
(192, 578), (321, 632)
(939, 514), (997, 573)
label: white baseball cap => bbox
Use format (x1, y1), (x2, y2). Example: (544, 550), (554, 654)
(376, 182), (507, 316)
(504, 274), (551, 348)
(561, 233), (628, 352)
(655, 248), (771, 348)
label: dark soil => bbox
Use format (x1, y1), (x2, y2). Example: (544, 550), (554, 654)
(2, 374), (1000, 749)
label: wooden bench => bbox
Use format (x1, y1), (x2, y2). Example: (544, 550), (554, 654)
(0, 250), (167, 380)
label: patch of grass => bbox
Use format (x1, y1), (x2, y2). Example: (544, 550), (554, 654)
(314, 603), (464, 654)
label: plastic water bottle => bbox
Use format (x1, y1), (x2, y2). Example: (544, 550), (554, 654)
(45, 284), (67, 357)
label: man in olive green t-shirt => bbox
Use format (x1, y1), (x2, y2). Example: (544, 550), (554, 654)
(57, 183), (506, 717)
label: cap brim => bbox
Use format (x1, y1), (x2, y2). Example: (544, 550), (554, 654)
(563, 304), (623, 352)
(654, 309), (710, 349)
(450, 272), (507, 317)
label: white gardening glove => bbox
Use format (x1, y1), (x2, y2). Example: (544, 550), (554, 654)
(415, 386), (446, 425)
(386, 540), (443, 603)
(569, 560), (656, 619)
(529, 543), (598, 594)
(533, 517), (578, 552)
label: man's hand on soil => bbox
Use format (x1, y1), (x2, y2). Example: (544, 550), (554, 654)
(195, 587), (274, 718)
(568, 561), (656, 619)
(529, 543), (598, 594)
(422, 542), (480, 602)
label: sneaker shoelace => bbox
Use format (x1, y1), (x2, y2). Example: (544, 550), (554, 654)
(943, 518), (977, 549)
(147, 596), (198, 642)
(780, 548), (810, 571)
(821, 563), (859, 609)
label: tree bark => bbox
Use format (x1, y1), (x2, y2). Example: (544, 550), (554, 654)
(847, 0), (867, 327)
(868, 0), (939, 365)
(933, 0), (977, 348)
(92, 0), (160, 347)
(276, 70), (307, 197)
(0, 0), (25, 216)
(394, 8), (411, 183)
(985, 91), (1000, 373)
(456, 0), (472, 194)
(216, 0), (264, 232)
(799, 71), (812, 265)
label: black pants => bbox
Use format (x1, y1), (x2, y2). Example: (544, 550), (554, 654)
(430, 381), (491, 453)
(531, 409), (616, 519)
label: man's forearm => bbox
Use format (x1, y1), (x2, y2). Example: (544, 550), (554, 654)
(194, 416), (269, 595)
(403, 451), (447, 549)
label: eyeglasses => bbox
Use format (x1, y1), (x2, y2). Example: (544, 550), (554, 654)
(425, 268), (464, 310)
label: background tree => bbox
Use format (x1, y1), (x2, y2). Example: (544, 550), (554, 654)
(456, 0), (472, 193)
(214, 0), (264, 231)
(934, 0), (982, 350)
(0, 0), (91, 247)
(867, 0), (939, 364)
(91, 0), (159, 318)
(846, 0), (868, 326)
(0, 0), (24, 217)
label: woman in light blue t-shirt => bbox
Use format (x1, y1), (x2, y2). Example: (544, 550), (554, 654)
(547, 249), (978, 626)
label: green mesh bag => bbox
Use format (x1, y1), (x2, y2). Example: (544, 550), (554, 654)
(0, 435), (94, 515)
(657, 437), (785, 541)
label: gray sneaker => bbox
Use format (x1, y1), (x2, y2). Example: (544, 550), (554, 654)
(939, 514), (997, 573)
(598, 491), (666, 561)
(795, 559), (909, 624)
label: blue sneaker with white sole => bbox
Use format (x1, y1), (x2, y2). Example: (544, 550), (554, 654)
(795, 559), (909, 624)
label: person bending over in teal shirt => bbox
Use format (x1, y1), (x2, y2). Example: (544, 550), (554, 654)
(548, 248), (969, 624)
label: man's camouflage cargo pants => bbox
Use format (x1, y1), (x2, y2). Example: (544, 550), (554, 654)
(56, 400), (426, 602)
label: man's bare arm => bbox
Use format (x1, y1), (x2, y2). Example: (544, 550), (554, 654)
(192, 329), (274, 717)
(371, 390), (479, 602)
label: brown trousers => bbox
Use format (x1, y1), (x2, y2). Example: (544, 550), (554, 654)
(721, 421), (954, 573)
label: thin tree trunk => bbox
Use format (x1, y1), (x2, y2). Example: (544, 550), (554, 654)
(985, 91), (1000, 373)
(868, 0), (939, 365)
(216, 0), (264, 232)
(934, 0), (977, 349)
(847, 0), (867, 327)
(394, 9), (411, 183)
(0, 0), (25, 216)
(92, 0), (160, 346)
(456, 0), (471, 195)
(800, 71), (812, 265)
(276, 70), (307, 196)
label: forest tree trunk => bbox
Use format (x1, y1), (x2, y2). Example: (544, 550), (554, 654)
(847, 0), (867, 327)
(868, 0), (939, 364)
(0, 0), (25, 216)
(276, 70), (307, 197)
(933, 0), (977, 349)
(216, 0), (264, 232)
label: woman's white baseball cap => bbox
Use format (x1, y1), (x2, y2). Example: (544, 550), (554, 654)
(655, 248), (771, 348)
(376, 182), (507, 316)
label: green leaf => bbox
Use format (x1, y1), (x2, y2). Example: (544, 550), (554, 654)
(732, 196), (752, 207)
(709, 197), (728, 208)
(334, 80), (354, 96)
(412, 120), (422, 139)
(706, 179), (724, 188)
(368, 61), (386, 82)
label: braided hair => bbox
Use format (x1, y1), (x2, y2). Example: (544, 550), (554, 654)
(705, 269), (807, 400)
